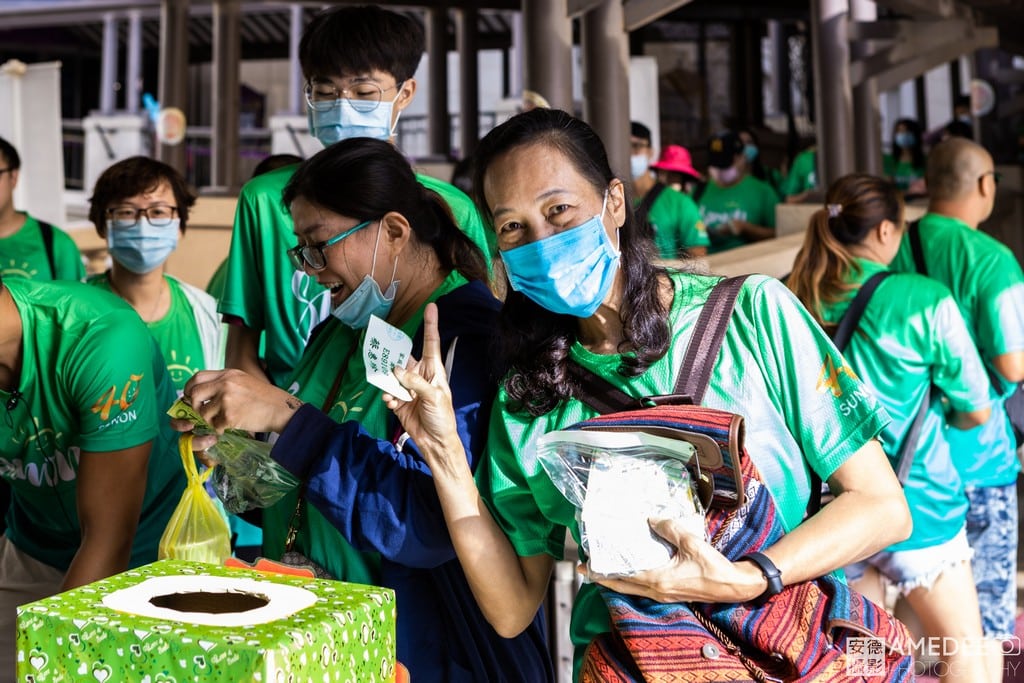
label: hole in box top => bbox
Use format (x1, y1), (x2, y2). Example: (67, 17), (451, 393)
(149, 591), (270, 614)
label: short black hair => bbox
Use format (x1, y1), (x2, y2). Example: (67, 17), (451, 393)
(0, 137), (20, 170)
(252, 154), (303, 179)
(299, 5), (425, 84)
(630, 121), (652, 144)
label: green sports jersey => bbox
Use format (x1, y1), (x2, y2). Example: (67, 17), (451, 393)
(0, 213), (85, 282)
(819, 258), (990, 550)
(87, 274), (206, 393)
(206, 258), (228, 302)
(882, 154), (924, 192)
(478, 271), (888, 676)
(219, 165), (491, 388)
(780, 148), (818, 197)
(642, 185), (710, 258)
(698, 175), (778, 253)
(262, 269), (468, 584)
(891, 212), (1024, 487)
(0, 279), (184, 571)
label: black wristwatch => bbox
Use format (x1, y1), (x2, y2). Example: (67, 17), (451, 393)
(741, 551), (783, 605)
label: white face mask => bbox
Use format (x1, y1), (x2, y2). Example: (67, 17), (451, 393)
(713, 166), (740, 185)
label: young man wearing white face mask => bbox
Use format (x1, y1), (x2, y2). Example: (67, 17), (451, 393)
(86, 156), (223, 393)
(629, 122), (708, 259)
(218, 4), (493, 390)
(698, 130), (778, 254)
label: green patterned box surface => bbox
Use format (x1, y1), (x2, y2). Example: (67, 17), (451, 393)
(16, 559), (396, 683)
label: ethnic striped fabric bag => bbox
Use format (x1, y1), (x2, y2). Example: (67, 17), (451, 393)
(569, 276), (914, 682)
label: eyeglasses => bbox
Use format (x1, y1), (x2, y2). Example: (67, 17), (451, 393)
(979, 170), (1002, 186)
(288, 219), (372, 271)
(106, 205), (178, 228)
(303, 79), (400, 114)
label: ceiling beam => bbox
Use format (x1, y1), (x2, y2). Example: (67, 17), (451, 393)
(624, 0), (698, 32)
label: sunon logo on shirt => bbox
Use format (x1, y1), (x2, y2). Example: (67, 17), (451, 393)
(815, 355), (858, 397)
(90, 374), (144, 428)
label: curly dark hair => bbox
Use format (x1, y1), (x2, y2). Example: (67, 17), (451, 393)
(472, 108), (670, 416)
(283, 137), (487, 285)
(88, 156), (197, 237)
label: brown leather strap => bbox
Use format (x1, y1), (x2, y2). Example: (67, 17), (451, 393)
(674, 276), (749, 404)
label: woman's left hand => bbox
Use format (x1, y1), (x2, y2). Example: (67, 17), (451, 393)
(581, 517), (767, 604)
(182, 369), (303, 435)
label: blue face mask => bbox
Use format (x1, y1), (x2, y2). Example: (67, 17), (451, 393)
(630, 154), (650, 180)
(501, 191), (619, 318)
(894, 131), (916, 149)
(331, 221), (399, 329)
(107, 218), (180, 274)
(743, 144), (759, 162)
(307, 94), (401, 147)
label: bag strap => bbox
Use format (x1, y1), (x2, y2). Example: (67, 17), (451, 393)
(634, 182), (667, 228)
(38, 220), (57, 279)
(894, 389), (930, 484)
(569, 275), (750, 413)
(908, 219), (927, 275)
(830, 271), (891, 351)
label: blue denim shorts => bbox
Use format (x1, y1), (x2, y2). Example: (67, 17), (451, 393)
(845, 527), (973, 596)
(964, 483), (1018, 640)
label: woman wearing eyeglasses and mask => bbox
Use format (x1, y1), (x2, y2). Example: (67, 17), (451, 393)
(87, 157), (223, 392)
(173, 137), (553, 683)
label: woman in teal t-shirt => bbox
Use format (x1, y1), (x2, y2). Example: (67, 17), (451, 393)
(788, 173), (991, 680)
(883, 118), (926, 194)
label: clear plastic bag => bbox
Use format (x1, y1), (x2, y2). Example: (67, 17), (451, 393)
(535, 429), (706, 577)
(167, 399), (299, 513)
(158, 434), (233, 564)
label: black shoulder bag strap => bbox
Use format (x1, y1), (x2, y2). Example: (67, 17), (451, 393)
(908, 219), (927, 275)
(569, 275), (750, 413)
(807, 271), (926, 517)
(38, 220), (57, 279)
(635, 182), (667, 228)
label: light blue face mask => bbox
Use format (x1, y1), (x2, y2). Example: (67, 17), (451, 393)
(331, 220), (399, 329)
(629, 154), (650, 180)
(743, 144), (759, 162)
(894, 131), (916, 149)
(107, 218), (180, 274)
(307, 93), (401, 147)
(501, 191), (619, 318)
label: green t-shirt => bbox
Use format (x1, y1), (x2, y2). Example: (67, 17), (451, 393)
(642, 185), (710, 259)
(0, 279), (184, 571)
(206, 258), (229, 302)
(891, 212), (1024, 487)
(819, 259), (990, 550)
(262, 270), (468, 585)
(0, 213), (85, 282)
(219, 165), (491, 388)
(780, 148), (818, 198)
(87, 274), (207, 393)
(698, 175), (778, 253)
(882, 154), (925, 192)
(478, 271), (888, 676)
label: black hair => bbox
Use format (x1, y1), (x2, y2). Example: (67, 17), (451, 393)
(892, 118), (926, 171)
(0, 136), (20, 170)
(88, 156), (197, 237)
(283, 137), (487, 284)
(472, 108), (670, 416)
(299, 5), (425, 84)
(252, 154), (303, 179)
(630, 121), (652, 144)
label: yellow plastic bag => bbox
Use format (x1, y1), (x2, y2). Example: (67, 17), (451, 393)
(158, 434), (232, 564)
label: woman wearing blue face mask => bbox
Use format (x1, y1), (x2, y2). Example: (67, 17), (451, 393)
(173, 137), (553, 683)
(377, 108), (911, 681)
(883, 118), (927, 194)
(87, 157), (223, 393)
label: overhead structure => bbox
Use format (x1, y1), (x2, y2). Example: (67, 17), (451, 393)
(157, 0), (188, 172)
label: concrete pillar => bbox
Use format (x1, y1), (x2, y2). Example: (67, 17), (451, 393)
(457, 6), (479, 158)
(212, 0), (241, 191)
(522, 0), (573, 112)
(810, 0), (854, 188)
(126, 10), (142, 114)
(582, 0), (631, 179)
(850, 0), (881, 174)
(428, 6), (450, 157)
(100, 12), (119, 113)
(289, 4), (303, 115)
(158, 0), (189, 172)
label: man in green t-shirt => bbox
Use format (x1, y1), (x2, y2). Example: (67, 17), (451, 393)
(0, 137), (85, 282)
(779, 145), (818, 202)
(0, 275), (184, 675)
(629, 122), (708, 258)
(220, 6), (491, 388)
(890, 137), (1024, 680)
(698, 131), (778, 254)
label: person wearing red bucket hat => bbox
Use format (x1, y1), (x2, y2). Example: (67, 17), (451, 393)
(698, 130), (779, 254)
(650, 144), (703, 186)
(629, 123), (709, 259)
